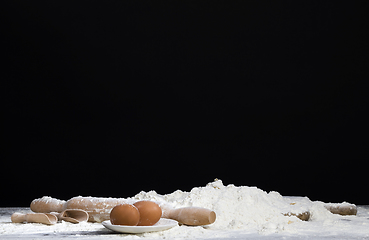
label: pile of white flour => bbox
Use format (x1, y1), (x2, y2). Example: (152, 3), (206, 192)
(130, 179), (329, 233)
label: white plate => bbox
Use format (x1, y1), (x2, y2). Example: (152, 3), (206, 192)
(102, 218), (178, 234)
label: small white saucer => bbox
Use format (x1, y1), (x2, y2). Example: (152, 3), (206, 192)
(102, 218), (178, 234)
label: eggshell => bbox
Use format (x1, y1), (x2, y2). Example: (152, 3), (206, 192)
(110, 204), (140, 226)
(133, 201), (162, 226)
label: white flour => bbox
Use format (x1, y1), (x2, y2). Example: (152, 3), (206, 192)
(131, 179), (323, 233)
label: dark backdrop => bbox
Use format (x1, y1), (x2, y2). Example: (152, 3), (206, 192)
(3, 1), (368, 207)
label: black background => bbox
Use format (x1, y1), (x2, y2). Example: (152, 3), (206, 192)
(2, 1), (368, 207)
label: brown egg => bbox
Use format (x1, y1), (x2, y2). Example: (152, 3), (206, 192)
(110, 204), (140, 226)
(133, 201), (162, 226)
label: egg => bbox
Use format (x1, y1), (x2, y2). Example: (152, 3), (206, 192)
(110, 204), (140, 226)
(133, 201), (162, 226)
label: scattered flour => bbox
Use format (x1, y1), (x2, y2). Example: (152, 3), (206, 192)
(1, 179), (368, 239)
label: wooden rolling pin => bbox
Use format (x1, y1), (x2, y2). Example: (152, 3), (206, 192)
(31, 196), (126, 222)
(66, 196), (126, 222)
(161, 205), (216, 226)
(30, 196), (216, 225)
(30, 196), (67, 213)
